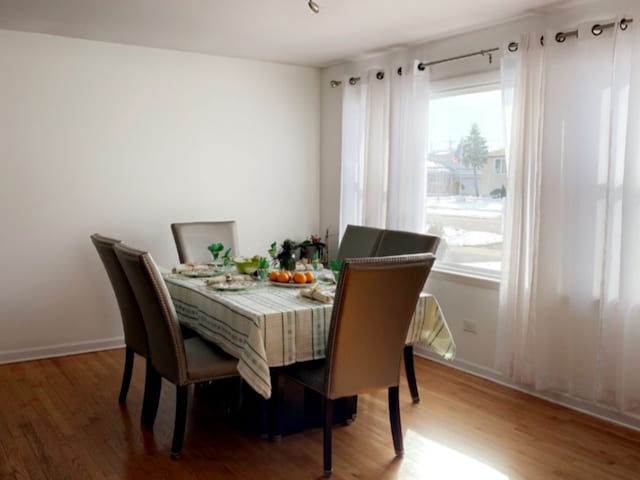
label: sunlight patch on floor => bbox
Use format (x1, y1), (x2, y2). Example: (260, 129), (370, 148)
(398, 430), (509, 480)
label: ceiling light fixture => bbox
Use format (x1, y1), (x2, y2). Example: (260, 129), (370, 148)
(308, 0), (319, 14)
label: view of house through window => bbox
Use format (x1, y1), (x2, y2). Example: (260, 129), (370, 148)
(426, 88), (505, 275)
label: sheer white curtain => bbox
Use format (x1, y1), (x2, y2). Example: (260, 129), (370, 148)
(498, 19), (640, 413)
(339, 63), (430, 237)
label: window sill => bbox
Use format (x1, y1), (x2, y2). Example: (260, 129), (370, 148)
(429, 266), (500, 290)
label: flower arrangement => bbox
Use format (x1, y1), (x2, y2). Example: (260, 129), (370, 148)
(276, 239), (298, 272)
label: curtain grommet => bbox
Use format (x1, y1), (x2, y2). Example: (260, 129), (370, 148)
(592, 24), (603, 36)
(555, 32), (566, 43)
(507, 42), (519, 52)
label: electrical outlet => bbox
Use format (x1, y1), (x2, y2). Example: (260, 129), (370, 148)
(463, 318), (478, 334)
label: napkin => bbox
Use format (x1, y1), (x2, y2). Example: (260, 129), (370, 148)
(172, 262), (204, 273)
(205, 274), (252, 285)
(299, 286), (334, 304)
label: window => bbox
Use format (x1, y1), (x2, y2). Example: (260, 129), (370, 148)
(426, 83), (505, 277)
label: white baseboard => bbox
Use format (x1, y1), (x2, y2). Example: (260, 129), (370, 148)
(414, 344), (640, 432)
(0, 337), (125, 365)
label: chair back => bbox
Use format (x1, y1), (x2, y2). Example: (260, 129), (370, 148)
(90, 234), (147, 356)
(375, 229), (440, 257)
(171, 221), (238, 264)
(324, 254), (435, 399)
(336, 224), (384, 260)
(114, 243), (188, 384)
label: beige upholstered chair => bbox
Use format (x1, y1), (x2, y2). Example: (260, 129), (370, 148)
(336, 224), (383, 260)
(274, 254), (435, 476)
(171, 221), (239, 264)
(114, 243), (238, 458)
(90, 234), (149, 410)
(373, 229), (441, 403)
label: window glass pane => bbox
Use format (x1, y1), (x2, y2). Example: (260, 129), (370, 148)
(426, 88), (505, 274)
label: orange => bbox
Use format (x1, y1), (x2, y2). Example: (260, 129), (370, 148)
(304, 272), (315, 283)
(293, 272), (307, 284)
(268, 271), (279, 281)
(277, 271), (291, 283)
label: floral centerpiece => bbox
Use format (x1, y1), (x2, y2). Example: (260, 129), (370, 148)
(276, 239), (298, 272)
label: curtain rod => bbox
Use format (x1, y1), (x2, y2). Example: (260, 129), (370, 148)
(329, 48), (498, 88)
(330, 17), (634, 87)
(508, 17), (633, 51)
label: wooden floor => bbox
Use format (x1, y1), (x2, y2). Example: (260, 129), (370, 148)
(1, 350), (639, 480)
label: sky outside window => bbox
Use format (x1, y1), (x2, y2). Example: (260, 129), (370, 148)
(429, 90), (504, 152)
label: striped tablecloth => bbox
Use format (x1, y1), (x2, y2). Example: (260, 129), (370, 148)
(164, 274), (455, 399)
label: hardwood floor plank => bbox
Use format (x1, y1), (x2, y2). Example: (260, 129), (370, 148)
(1, 350), (639, 479)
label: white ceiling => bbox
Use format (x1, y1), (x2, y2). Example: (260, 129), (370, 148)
(0, 0), (578, 67)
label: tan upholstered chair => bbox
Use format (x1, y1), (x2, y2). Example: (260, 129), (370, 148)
(336, 224), (383, 260)
(114, 243), (238, 458)
(373, 229), (441, 403)
(90, 234), (149, 410)
(171, 221), (238, 264)
(274, 254), (435, 476)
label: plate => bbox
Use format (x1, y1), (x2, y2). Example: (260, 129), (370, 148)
(269, 281), (318, 288)
(180, 269), (218, 278)
(210, 281), (254, 291)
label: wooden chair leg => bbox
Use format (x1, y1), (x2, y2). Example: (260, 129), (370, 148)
(323, 398), (334, 477)
(171, 385), (189, 459)
(404, 345), (420, 403)
(388, 386), (404, 455)
(119, 347), (134, 403)
(141, 364), (162, 430)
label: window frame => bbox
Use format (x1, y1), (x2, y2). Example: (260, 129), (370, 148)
(427, 69), (504, 282)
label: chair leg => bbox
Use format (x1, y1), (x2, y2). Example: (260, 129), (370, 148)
(119, 347), (135, 403)
(268, 372), (281, 440)
(404, 345), (420, 403)
(388, 386), (404, 455)
(323, 398), (334, 477)
(171, 385), (189, 459)
(141, 364), (162, 430)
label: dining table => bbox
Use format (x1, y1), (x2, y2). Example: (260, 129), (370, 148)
(163, 268), (456, 400)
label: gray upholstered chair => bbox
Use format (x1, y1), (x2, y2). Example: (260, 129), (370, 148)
(336, 224), (383, 260)
(274, 254), (435, 476)
(373, 229), (441, 403)
(114, 243), (238, 458)
(375, 229), (441, 258)
(171, 221), (239, 264)
(90, 233), (149, 409)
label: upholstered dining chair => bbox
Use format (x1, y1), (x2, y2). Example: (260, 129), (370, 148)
(273, 254), (435, 476)
(114, 243), (238, 458)
(375, 229), (441, 258)
(373, 229), (441, 403)
(336, 224), (383, 260)
(90, 233), (149, 411)
(171, 220), (239, 264)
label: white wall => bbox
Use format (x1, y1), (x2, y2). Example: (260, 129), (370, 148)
(0, 30), (320, 360)
(319, 0), (640, 428)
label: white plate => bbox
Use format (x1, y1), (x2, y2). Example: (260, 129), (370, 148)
(181, 269), (218, 278)
(269, 281), (318, 289)
(211, 281), (254, 291)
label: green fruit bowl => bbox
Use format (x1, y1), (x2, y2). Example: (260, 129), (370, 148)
(234, 257), (261, 274)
